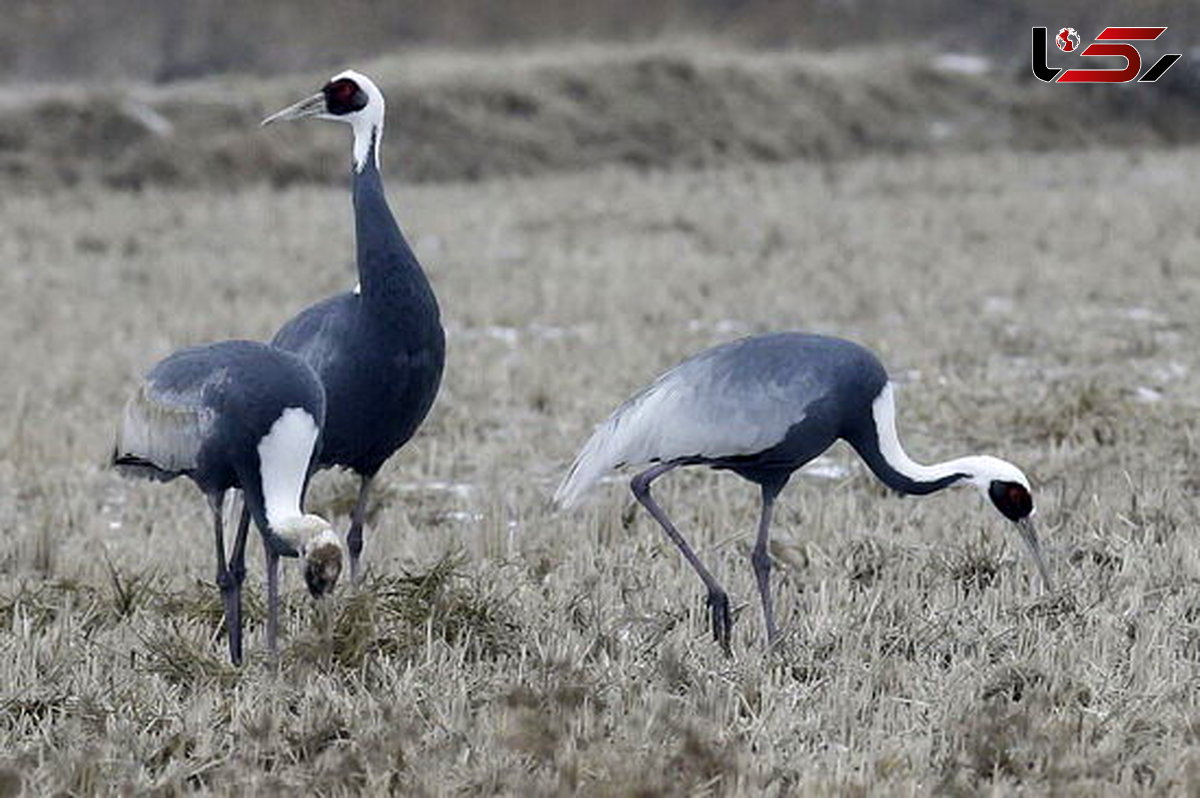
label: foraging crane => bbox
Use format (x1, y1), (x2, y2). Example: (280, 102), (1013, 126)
(261, 70), (445, 581)
(112, 340), (344, 664)
(555, 332), (1052, 653)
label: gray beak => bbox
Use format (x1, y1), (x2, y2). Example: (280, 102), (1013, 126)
(1015, 516), (1053, 592)
(261, 92), (325, 127)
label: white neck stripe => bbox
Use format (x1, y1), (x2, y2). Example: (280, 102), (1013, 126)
(352, 122), (381, 173)
(871, 383), (1029, 491)
(257, 407), (319, 529)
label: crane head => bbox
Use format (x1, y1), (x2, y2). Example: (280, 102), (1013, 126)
(262, 70), (385, 173)
(984, 468), (1051, 590)
(276, 514), (344, 598)
(955, 455), (1051, 591)
(261, 70), (383, 127)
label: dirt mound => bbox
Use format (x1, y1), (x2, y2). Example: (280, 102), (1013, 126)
(4, 44), (1199, 191)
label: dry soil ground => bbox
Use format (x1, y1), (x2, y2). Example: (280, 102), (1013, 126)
(3, 145), (1200, 793)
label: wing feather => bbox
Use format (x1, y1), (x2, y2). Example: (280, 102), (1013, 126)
(111, 371), (219, 480)
(272, 293), (357, 378)
(554, 339), (820, 508)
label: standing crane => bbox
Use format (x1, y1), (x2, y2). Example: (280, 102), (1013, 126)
(113, 340), (343, 664)
(261, 71), (445, 581)
(555, 332), (1052, 653)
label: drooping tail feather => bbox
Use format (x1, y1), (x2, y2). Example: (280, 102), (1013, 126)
(554, 413), (633, 509)
(554, 374), (689, 508)
(110, 451), (184, 483)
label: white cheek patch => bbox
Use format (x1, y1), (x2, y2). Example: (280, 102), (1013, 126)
(257, 408), (319, 530)
(327, 70), (385, 173)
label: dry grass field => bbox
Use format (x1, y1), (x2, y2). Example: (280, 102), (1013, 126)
(3, 140), (1200, 794)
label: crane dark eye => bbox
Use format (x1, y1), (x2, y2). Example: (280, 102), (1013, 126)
(322, 78), (368, 115)
(989, 480), (1033, 521)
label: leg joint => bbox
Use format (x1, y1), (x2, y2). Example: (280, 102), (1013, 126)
(630, 473), (651, 501)
(751, 545), (772, 573)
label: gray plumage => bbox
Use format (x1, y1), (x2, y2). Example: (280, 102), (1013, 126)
(114, 341), (324, 513)
(112, 339), (334, 664)
(556, 333), (887, 507)
(116, 379), (215, 480)
(556, 332), (1048, 653)
(261, 70), (445, 582)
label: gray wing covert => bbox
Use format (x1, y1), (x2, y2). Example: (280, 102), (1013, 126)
(554, 334), (832, 507)
(272, 293), (357, 377)
(111, 363), (223, 480)
(631, 338), (828, 462)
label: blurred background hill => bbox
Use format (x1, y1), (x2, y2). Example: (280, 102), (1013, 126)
(3, 0), (1195, 82)
(1, 0), (1197, 190)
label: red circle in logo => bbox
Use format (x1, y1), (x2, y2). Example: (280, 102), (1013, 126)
(1056, 27), (1080, 52)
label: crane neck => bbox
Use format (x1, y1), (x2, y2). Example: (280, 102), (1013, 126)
(847, 383), (972, 496)
(350, 136), (433, 305)
(256, 407), (318, 529)
(351, 117), (382, 174)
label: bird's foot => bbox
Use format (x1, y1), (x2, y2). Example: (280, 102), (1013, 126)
(707, 589), (733, 656)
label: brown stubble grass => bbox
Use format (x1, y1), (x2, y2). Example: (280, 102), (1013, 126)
(2, 145), (1200, 792)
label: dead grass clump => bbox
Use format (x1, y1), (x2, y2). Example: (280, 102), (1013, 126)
(0, 579), (106, 635)
(499, 660), (606, 790)
(1068, 543), (1122, 574)
(842, 538), (887, 587)
(0, 691), (74, 729)
(943, 538), (1001, 595)
(139, 625), (239, 688)
(940, 696), (1084, 790)
(288, 553), (518, 670)
(154, 579), (264, 629)
(584, 723), (741, 797)
(100, 554), (158, 619)
(668, 726), (740, 793)
(980, 664), (1047, 704)
(1016, 593), (1080, 632)
(1008, 380), (1127, 447)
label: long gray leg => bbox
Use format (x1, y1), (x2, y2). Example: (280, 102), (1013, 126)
(264, 542), (281, 658)
(751, 483), (783, 646)
(208, 492), (242, 666)
(631, 462), (734, 655)
(225, 502), (252, 665)
(347, 473), (374, 582)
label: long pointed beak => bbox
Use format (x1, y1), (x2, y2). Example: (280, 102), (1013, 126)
(1015, 517), (1053, 592)
(261, 92), (325, 127)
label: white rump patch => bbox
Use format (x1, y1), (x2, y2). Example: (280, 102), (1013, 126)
(257, 408), (320, 530)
